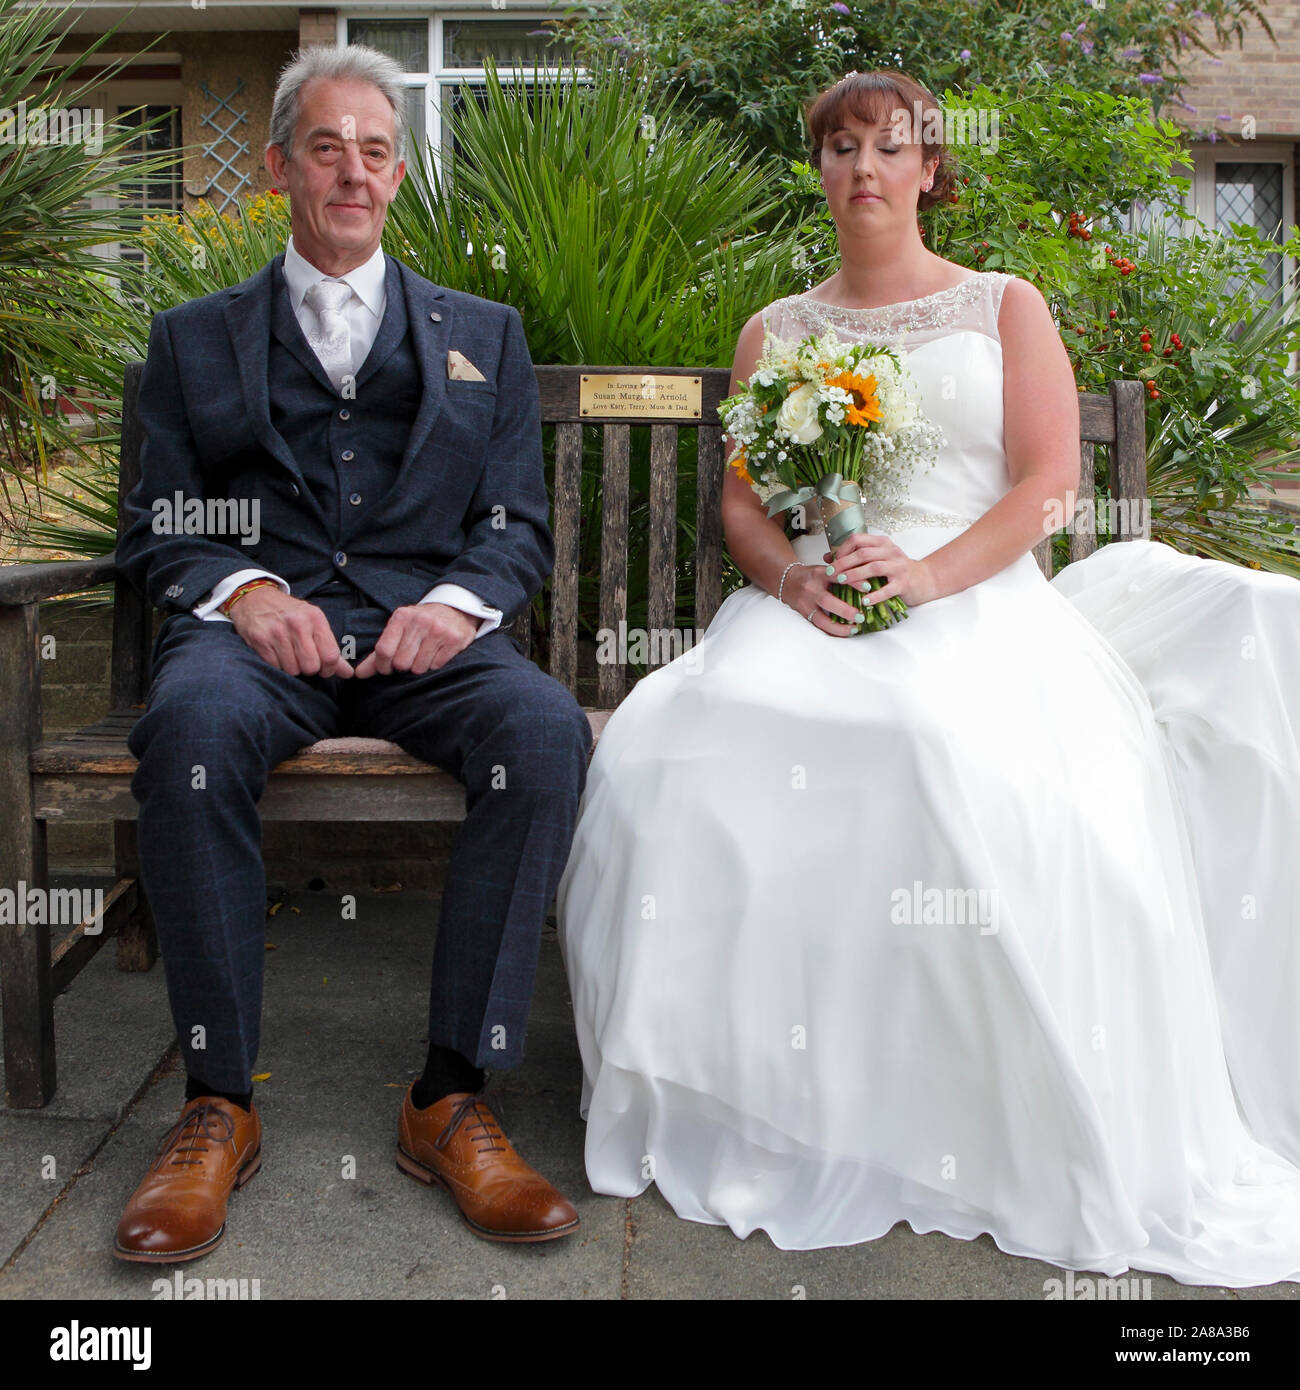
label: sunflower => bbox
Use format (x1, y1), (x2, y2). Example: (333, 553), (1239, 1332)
(826, 369), (883, 427)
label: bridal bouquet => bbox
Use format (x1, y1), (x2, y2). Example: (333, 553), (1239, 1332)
(720, 329), (944, 633)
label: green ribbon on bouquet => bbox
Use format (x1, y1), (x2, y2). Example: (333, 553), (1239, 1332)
(765, 471), (867, 549)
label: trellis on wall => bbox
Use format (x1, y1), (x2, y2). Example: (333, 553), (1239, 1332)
(198, 80), (251, 211)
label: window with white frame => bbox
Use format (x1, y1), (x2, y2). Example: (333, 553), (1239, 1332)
(1125, 144), (1296, 313)
(340, 11), (578, 181)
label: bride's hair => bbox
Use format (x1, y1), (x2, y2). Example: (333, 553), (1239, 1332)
(805, 70), (958, 213)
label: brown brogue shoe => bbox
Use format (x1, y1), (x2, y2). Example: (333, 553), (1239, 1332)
(397, 1086), (579, 1243)
(114, 1096), (262, 1263)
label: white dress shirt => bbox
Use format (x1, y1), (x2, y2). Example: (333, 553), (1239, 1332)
(193, 236), (503, 639)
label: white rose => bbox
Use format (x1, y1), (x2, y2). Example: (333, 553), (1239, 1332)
(775, 383), (823, 444)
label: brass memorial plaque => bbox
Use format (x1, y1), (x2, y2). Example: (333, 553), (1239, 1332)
(579, 373), (702, 420)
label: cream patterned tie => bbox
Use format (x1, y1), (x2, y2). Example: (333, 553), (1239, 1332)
(303, 278), (354, 392)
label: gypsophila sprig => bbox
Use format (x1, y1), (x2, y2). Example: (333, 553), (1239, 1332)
(720, 329), (945, 632)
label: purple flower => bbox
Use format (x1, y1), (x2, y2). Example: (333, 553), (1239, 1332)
(831, 1), (850, 13)
(1209, 130), (1218, 143)
(1139, 72), (1162, 85)
(1216, 112), (1230, 120)
(1080, 39), (1094, 55)
(960, 48), (971, 61)
(1061, 30), (1073, 41)
(1122, 46), (1141, 58)
(1076, 20), (1087, 32)
(1177, 100), (1197, 113)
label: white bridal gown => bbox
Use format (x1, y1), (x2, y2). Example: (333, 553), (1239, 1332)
(555, 271), (1300, 1286)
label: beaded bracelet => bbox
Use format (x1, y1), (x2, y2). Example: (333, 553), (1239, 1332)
(776, 561), (806, 605)
(218, 577), (281, 615)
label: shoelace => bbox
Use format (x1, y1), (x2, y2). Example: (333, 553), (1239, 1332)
(435, 1091), (508, 1156)
(154, 1101), (237, 1170)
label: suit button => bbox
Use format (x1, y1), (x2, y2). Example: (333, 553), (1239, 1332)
(339, 409), (350, 421)
(289, 483), (300, 496)
(334, 550), (348, 567)
(341, 449), (354, 462)
(349, 492), (362, 506)
(164, 584), (183, 599)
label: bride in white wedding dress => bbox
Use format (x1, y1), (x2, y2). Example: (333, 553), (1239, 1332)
(555, 71), (1300, 1286)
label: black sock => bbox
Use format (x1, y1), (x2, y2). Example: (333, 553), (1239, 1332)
(410, 1044), (485, 1110)
(185, 1074), (253, 1113)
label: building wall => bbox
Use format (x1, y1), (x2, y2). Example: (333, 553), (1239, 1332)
(299, 9), (339, 48)
(175, 30), (300, 211)
(1173, 4), (1300, 140)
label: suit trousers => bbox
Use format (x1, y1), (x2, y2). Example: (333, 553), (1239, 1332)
(126, 596), (591, 1093)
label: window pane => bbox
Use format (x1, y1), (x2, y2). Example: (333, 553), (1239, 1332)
(116, 105), (182, 212)
(1216, 161), (1285, 304)
(441, 82), (491, 171)
(348, 19), (428, 72)
(403, 86), (426, 158)
(443, 20), (571, 69)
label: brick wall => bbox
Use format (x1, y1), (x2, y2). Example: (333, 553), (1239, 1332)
(299, 10), (340, 50)
(1171, 3), (1300, 138)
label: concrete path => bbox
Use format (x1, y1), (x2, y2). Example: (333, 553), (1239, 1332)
(1, 890), (1296, 1303)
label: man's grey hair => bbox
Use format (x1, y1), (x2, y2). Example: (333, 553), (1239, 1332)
(268, 44), (408, 166)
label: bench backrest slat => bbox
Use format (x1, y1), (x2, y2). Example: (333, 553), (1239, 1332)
(548, 420), (583, 695)
(596, 423), (631, 707)
(646, 423), (678, 670)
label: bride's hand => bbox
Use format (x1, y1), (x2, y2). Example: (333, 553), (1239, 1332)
(824, 533), (939, 609)
(783, 563), (865, 636)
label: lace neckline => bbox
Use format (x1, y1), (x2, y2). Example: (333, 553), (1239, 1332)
(771, 272), (1002, 337)
(799, 272), (984, 313)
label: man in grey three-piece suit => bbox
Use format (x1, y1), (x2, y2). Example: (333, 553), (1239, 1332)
(111, 43), (590, 1262)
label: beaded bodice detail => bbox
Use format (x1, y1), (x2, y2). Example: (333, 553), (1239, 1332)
(760, 272), (1015, 535)
(762, 271), (1008, 341)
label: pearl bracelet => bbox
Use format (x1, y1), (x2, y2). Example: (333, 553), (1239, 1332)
(776, 561), (805, 605)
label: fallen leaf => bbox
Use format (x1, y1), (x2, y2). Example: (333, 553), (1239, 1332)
(252, 1072), (271, 1082)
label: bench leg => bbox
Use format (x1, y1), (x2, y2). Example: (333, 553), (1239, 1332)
(0, 603), (56, 1108)
(114, 821), (157, 972)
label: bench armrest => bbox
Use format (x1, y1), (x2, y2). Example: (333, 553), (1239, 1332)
(0, 557), (119, 606)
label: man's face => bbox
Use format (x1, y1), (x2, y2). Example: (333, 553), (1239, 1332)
(265, 75), (406, 274)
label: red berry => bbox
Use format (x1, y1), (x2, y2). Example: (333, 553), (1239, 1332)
(1109, 309), (1118, 318)
(1076, 326), (1086, 335)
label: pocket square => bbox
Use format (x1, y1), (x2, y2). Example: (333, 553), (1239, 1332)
(447, 349), (487, 382)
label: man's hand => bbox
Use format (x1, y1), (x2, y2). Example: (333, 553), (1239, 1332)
(227, 587), (354, 678)
(353, 603), (480, 678)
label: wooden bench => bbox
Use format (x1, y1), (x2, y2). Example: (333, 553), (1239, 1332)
(0, 364), (1148, 1107)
